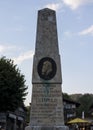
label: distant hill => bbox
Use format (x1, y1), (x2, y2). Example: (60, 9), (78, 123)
(63, 93), (93, 101)
(69, 93), (93, 102)
(69, 94), (83, 101)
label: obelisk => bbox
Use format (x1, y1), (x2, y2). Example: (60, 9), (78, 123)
(26, 8), (69, 130)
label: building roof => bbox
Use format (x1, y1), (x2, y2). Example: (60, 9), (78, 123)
(63, 98), (80, 107)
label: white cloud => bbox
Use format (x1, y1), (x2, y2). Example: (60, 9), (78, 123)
(13, 16), (21, 21)
(62, 0), (93, 10)
(63, 30), (75, 38)
(45, 3), (62, 11)
(13, 50), (34, 64)
(10, 27), (25, 32)
(0, 45), (5, 53)
(0, 44), (17, 53)
(79, 25), (93, 36)
(64, 31), (72, 37)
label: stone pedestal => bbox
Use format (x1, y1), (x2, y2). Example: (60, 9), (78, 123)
(25, 8), (69, 130)
(26, 126), (69, 130)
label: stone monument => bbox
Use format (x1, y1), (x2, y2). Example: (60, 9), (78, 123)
(26, 8), (69, 130)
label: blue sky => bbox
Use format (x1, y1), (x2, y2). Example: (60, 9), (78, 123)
(0, 0), (93, 106)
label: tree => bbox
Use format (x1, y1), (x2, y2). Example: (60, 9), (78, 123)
(77, 94), (93, 117)
(0, 57), (28, 112)
(63, 93), (72, 100)
(26, 105), (31, 123)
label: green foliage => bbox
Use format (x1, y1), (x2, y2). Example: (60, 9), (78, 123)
(0, 56), (28, 112)
(70, 94), (82, 101)
(77, 94), (93, 117)
(63, 93), (72, 100)
(26, 105), (31, 123)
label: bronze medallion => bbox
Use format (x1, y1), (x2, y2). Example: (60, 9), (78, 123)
(37, 57), (57, 80)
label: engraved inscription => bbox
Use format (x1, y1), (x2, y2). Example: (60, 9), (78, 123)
(31, 84), (63, 125)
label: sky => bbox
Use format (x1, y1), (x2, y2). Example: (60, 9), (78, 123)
(0, 0), (93, 106)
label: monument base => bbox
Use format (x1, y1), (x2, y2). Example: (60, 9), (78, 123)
(25, 125), (69, 130)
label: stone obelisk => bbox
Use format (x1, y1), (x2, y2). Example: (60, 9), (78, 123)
(26, 8), (68, 130)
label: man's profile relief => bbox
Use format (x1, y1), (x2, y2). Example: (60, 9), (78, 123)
(42, 61), (52, 76)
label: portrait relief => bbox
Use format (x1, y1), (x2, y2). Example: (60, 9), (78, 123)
(42, 61), (52, 76)
(37, 57), (57, 80)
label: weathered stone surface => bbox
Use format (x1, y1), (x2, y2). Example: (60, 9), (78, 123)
(30, 84), (64, 126)
(25, 8), (69, 130)
(26, 126), (69, 130)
